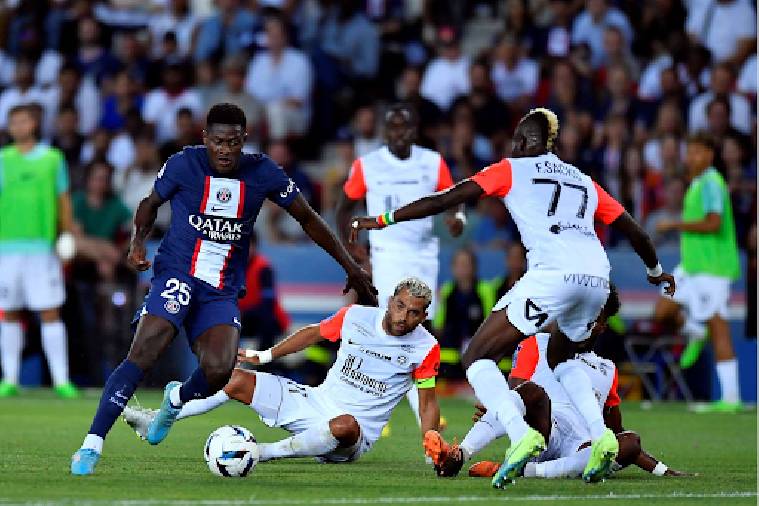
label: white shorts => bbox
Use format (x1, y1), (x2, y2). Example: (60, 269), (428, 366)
(538, 405), (591, 462)
(672, 265), (731, 322)
(0, 253), (65, 311)
(371, 249), (439, 317)
(250, 372), (372, 463)
(492, 269), (610, 342)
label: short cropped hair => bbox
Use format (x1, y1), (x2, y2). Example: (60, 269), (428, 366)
(686, 131), (716, 151)
(394, 277), (432, 308)
(206, 103), (246, 130)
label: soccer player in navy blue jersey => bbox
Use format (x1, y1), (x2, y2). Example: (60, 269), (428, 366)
(71, 103), (377, 475)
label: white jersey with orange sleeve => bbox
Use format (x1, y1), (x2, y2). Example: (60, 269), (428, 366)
(470, 153), (625, 341)
(314, 304), (440, 444)
(344, 145), (454, 255)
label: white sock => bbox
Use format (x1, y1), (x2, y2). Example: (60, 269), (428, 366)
(466, 359), (529, 443)
(258, 420), (339, 462)
(176, 390), (229, 420)
(0, 321), (23, 384)
(524, 447), (590, 478)
(555, 361), (606, 440)
(406, 385), (422, 427)
(169, 385), (183, 408)
(41, 321), (69, 386)
(683, 318), (707, 341)
(715, 358), (740, 403)
(81, 433), (104, 453)
(460, 411), (508, 460)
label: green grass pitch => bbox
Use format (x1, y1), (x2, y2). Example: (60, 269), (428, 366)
(0, 390), (755, 505)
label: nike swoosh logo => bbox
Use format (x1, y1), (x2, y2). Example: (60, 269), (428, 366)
(210, 206), (226, 212)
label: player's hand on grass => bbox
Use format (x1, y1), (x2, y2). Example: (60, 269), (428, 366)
(647, 271), (676, 296)
(445, 215), (464, 238)
(348, 216), (382, 243)
(127, 240), (151, 271)
(344, 266), (378, 306)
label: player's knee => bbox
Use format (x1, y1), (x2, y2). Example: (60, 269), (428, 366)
(224, 368), (256, 404)
(329, 414), (360, 446)
(201, 358), (235, 390)
(127, 319), (175, 369)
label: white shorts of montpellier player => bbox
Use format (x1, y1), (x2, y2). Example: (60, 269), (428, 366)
(250, 371), (373, 463)
(371, 246), (439, 315)
(493, 269), (610, 342)
(0, 253), (65, 311)
(671, 264), (731, 322)
(537, 404), (592, 462)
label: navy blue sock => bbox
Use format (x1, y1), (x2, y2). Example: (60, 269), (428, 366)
(178, 367), (212, 404)
(88, 360), (144, 438)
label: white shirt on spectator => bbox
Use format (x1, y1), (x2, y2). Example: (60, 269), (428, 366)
(44, 76), (101, 136)
(491, 58), (539, 102)
(737, 54), (756, 96)
(107, 133), (137, 173)
(571, 7), (633, 68)
(686, 0), (756, 62)
(688, 90), (753, 134)
(420, 56), (471, 111)
(0, 86), (49, 129)
(142, 88), (203, 143)
(245, 48), (313, 105)
(148, 10), (199, 57)
(638, 54), (673, 101)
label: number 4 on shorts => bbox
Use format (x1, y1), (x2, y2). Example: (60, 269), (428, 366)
(525, 299), (548, 328)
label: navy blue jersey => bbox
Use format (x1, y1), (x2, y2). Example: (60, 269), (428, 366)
(153, 146), (299, 295)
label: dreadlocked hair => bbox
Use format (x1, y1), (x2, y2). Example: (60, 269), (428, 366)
(521, 108), (560, 151)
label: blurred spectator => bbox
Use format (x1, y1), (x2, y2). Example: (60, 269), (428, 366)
(595, 113), (629, 198)
(595, 64), (640, 126)
(208, 54), (263, 141)
(539, 0), (574, 59)
(571, 0), (632, 69)
(159, 107), (202, 161)
(467, 59), (510, 143)
(318, 0), (380, 81)
(420, 26), (470, 111)
(685, 0), (756, 65)
(115, 135), (171, 233)
(394, 66), (443, 145)
(724, 134), (757, 247)
(72, 161), (131, 281)
(106, 109), (146, 173)
(0, 58), (47, 134)
(434, 248), (494, 378)
(80, 127), (112, 167)
(645, 177), (686, 247)
(238, 232), (290, 351)
(633, 0), (686, 60)
(737, 53), (756, 99)
(503, 0), (538, 52)
(73, 17), (120, 83)
(192, 60), (220, 107)
(491, 242), (527, 300)
(99, 70), (144, 133)
(643, 100), (685, 173)
(51, 106), (85, 180)
(193, 0), (257, 62)
(245, 15), (312, 140)
(444, 103), (494, 178)
(352, 105), (382, 157)
(143, 62), (202, 143)
(600, 25), (639, 81)
(112, 31), (151, 86)
(148, 0), (198, 58)
(473, 198), (514, 247)
(688, 63), (752, 135)
(677, 43), (712, 99)
(490, 33), (539, 111)
(46, 64), (100, 137)
(618, 146), (646, 221)
(704, 95), (743, 145)
(321, 132), (356, 214)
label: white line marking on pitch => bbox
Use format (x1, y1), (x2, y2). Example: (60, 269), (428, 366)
(0, 492), (757, 505)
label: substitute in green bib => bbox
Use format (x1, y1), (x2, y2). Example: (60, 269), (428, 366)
(654, 132), (741, 413)
(0, 104), (79, 399)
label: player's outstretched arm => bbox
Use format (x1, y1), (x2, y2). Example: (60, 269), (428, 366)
(418, 387), (440, 438)
(238, 324), (324, 365)
(349, 180), (483, 238)
(287, 194), (378, 306)
(335, 191), (367, 262)
(610, 211), (676, 296)
(127, 190), (163, 271)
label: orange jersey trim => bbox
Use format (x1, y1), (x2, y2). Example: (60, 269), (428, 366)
(470, 159), (513, 198)
(319, 305), (351, 342)
(435, 157), (455, 191)
(509, 335), (539, 381)
(604, 367), (621, 408)
(593, 181), (625, 224)
(343, 159), (367, 199)
(412, 343), (441, 380)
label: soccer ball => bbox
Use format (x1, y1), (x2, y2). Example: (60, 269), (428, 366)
(204, 425), (259, 477)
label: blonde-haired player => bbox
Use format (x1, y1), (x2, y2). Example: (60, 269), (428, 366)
(351, 108), (676, 487)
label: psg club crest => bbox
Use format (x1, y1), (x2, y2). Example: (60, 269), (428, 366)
(216, 187), (232, 203)
(164, 299), (181, 315)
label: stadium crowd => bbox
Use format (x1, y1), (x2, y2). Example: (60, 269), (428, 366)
(0, 0), (755, 389)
